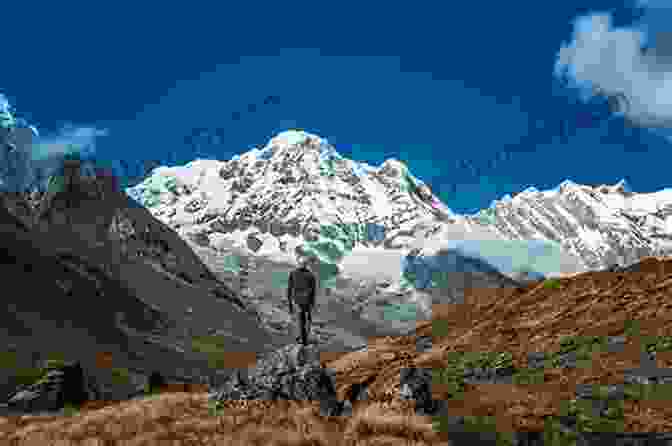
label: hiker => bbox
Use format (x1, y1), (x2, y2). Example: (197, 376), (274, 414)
(287, 257), (317, 345)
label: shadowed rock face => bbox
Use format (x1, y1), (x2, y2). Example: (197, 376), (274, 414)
(7, 254), (672, 446)
(0, 166), (291, 414)
(3, 361), (93, 414)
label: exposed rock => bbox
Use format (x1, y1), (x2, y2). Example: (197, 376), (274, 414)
(416, 335), (432, 353)
(398, 367), (447, 416)
(147, 371), (166, 393)
(3, 361), (96, 414)
(246, 233), (263, 253)
(0, 359), (216, 418)
(184, 197), (206, 213)
(210, 343), (345, 416)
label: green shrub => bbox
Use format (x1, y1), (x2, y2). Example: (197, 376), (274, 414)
(0, 350), (19, 369)
(207, 398), (226, 417)
(558, 397), (624, 433)
(43, 358), (69, 371)
(143, 384), (162, 396)
(11, 366), (45, 386)
(2, 351), (70, 387)
(542, 418), (581, 446)
(432, 319), (451, 338)
(62, 402), (80, 417)
(433, 351), (514, 400)
(624, 382), (672, 400)
(431, 415), (516, 445)
(512, 367), (545, 385)
(191, 335), (231, 369)
(542, 278), (561, 290)
(110, 367), (132, 386)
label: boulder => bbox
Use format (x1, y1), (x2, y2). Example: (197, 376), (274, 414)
(147, 371), (166, 393)
(399, 367), (447, 416)
(210, 343), (345, 415)
(1, 360), (212, 417)
(3, 361), (96, 414)
(246, 233), (263, 253)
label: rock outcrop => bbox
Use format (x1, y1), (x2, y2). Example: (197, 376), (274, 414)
(209, 343), (346, 416)
(0, 155), (292, 416)
(2, 361), (95, 415)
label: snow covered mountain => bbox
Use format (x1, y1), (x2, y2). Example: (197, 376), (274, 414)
(465, 178), (672, 272)
(126, 131), (454, 281)
(125, 130), (672, 290)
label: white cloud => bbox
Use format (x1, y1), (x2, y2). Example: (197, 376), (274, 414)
(31, 125), (108, 161)
(554, 3), (672, 131)
(410, 219), (587, 278)
(0, 92), (108, 160)
(0, 93), (10, 113)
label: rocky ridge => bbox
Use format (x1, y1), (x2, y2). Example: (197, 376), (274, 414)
(7, 257), (672, 444)
(127, 130), (672, 291)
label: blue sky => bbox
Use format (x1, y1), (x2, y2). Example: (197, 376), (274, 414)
(2, 0), (672, 213)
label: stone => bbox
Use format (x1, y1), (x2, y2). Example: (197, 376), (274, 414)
(1, 360), (213, 417)
(147, 371), (166, 393)
(4, 361), (95, 414)
(246, 233), (263, 253)
(416, 335), (432, 353)
(399, 367), (447, 416)
(210, 343), (346, 415)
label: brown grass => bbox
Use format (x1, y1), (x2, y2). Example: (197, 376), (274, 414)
(6, 256), (672, 443)
(0, 392), (447, 445)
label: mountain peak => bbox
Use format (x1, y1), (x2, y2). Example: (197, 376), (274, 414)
(127, 130), (456, 267)
(249, 130), (336, 161)
(268, 129), (324, 148)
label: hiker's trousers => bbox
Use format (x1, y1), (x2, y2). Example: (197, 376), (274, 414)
(296, 303), (313, 345)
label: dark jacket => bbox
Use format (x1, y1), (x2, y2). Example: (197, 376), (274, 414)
(287, 266), (317, 307)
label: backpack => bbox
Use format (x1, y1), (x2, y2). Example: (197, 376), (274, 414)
(289, 267), (316, 306)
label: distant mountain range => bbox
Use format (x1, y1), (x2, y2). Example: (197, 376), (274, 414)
(125, 130), (672, 290)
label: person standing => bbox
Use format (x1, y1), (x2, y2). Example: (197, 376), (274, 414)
(287, 257), (317, 345)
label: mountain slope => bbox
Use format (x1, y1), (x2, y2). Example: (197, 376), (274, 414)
(466, 179), (672, 272)
(127, 130), (672, 290)
(127, 131), (452, 256)
(0, 157), (293, 404)
(6, 256), (672, 443)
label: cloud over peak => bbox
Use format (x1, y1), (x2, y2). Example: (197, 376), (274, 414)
(554, 3), (672, 132)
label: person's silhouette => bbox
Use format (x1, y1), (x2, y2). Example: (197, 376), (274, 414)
(287, 257), (317, 345)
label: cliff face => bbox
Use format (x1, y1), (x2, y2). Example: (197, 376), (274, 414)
(0, 155), (291, 407)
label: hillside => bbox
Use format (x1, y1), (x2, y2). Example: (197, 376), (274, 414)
(4, 257), (672, 444)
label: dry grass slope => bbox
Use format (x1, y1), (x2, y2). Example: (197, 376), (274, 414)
(0, 392), (445, 445)
(4, 256), (672, 444)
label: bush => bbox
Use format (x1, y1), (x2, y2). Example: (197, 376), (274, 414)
(11, 366), (46, 387)
(110, 367), (132, 386)
(191, 335), (231, 369)
(62, 402), (81, 417)
(543, 278), (561, 290)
